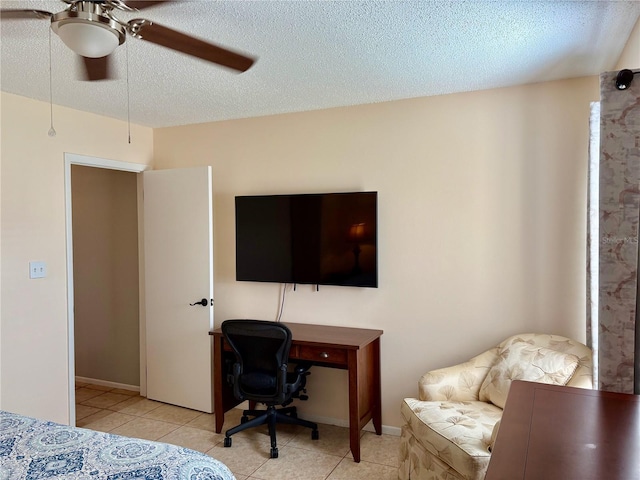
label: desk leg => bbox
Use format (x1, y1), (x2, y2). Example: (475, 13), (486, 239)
(347, 349), (362, 463)
(372, 337), (382, 435)
(213, 335), (225, 434)
(347, 338), (383, 462)
(213, 336), (244, 433)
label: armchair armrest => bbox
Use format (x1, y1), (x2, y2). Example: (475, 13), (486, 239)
(418, 347), (499, 401)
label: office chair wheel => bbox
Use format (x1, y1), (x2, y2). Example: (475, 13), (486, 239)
(241, 415), (249, 424)
(270, 447), (278, 458)
(224, 437), (232, 448)
(311, 429), (319, 440)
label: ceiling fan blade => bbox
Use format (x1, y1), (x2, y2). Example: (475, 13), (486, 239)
(81, 56), (113, 81)
(0, 9), (52, 20)
(129, 19), (255, 72)
(124, 1), (170, 10)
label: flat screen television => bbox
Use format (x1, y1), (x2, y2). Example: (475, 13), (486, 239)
(235, 191), (377, 288)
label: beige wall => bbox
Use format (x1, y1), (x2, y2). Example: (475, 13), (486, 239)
(72, 165), (140, 387)
(616, 16), (640, 70)
(154, 76), (600, 428)
(4, 25), (633, 426)
(0, 92), (153, 423)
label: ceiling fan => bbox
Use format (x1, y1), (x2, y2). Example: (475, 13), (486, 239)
(0, 0), (255, 81)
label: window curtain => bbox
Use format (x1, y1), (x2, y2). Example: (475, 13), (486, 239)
(596, 70), (640, 394)
(587, 101), (600, 386)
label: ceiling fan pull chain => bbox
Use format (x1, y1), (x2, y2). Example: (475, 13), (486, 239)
(48, 26), (56, 138)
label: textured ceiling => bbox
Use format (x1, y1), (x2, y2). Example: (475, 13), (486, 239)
(1, 1), (639, 128)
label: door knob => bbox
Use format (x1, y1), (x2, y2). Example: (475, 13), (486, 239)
(190, 298), (208, 307)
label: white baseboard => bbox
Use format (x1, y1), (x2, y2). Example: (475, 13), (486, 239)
(367, 422), (401, 437)
(75, 383), (400, 435)
(303, 413), (401, 437)
(75, 376), (140, 393)
(231, 405), (401, 437)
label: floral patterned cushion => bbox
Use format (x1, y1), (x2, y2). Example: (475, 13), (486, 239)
(401, 398), (502, 480)
(498, 334), (592, 389)
(418, 348), (500, 402)
(399, 425), (467, 480)
(401, 334), (592, 480)
(478, 341), (580, 408)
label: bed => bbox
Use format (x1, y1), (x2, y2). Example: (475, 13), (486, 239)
(0, 410), (235, 480)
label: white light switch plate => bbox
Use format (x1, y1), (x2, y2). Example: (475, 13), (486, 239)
(29, 261), (47, 279)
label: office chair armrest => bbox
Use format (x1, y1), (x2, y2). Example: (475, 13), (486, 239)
(283, 363), (312, 402)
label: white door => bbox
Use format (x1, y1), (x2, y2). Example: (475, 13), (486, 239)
(143, 166), (214, 413)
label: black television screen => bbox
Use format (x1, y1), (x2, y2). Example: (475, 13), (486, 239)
(235, 191), (377, 287)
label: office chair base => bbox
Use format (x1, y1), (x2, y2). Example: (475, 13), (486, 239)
(223, 405), (319, 458)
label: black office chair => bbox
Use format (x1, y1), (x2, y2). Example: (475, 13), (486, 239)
(221, 319), (319, 458)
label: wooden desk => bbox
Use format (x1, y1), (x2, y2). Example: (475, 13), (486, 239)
(210, 322), (383, 462)
(485, 380), (640, 480)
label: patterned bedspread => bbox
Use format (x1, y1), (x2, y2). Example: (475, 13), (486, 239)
(0, 410), (235, 480)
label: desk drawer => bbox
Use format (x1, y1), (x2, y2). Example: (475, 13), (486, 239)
(297, 345), (348, 365)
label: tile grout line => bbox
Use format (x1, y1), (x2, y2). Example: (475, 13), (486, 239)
(76, 383), (401, 478)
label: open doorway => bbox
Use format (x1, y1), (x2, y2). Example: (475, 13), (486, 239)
(71, 165), (140, 390)
(66, 154), (214, 423)
(65, 153), (149, 425)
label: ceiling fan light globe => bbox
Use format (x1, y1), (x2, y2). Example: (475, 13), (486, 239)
(57, 22), (120, 58)
(51, 9), (125, 59)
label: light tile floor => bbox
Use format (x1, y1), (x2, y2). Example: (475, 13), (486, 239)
(75, 382), (401, 480)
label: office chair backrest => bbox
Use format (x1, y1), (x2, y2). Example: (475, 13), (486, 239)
(221, 319), (292, 403)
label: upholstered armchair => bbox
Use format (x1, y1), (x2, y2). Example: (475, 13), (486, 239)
(399, 333), (593, 480)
